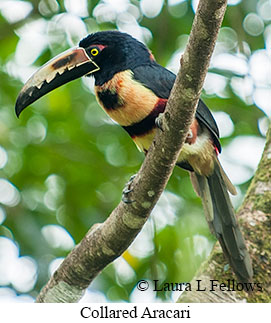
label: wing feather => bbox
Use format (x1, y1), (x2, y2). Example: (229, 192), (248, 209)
(132, 63), (221, 151)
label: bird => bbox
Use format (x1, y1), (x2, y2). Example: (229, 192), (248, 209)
(15, 30), (253, 284)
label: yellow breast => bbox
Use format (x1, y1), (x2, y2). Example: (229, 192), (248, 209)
(95, 70), (158, 126)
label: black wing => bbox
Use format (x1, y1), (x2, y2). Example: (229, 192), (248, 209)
(133, 63), (174, 99)
(132, 63), (221, 152)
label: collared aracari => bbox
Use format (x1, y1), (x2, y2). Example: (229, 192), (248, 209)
(15, 30), (253, 284)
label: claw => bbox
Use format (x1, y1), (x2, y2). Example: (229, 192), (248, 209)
(155, 113), (164, 131)
(185, 129), (194, 145)
(187, 129), (193, 138)
(122, 174), (136, 204)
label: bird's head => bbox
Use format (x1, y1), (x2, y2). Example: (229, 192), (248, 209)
(15, 31), (152, 117)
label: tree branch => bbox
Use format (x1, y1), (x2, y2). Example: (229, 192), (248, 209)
(178, 122), (271, 303)
(36, 0), (228, 303)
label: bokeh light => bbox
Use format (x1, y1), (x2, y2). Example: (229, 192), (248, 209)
(243, 13), (264, 37)
(221, 136), (266, 185)
(0, 0), (33, 23)
(140, 0), (164, 18)
(0, 237), (37, 293)
(212, 111), (234, 138)
(41, 225), (75, 250)
(0, 179), (20, 207)
(0, 146), (8, 169)
(0, 207), (6, 225)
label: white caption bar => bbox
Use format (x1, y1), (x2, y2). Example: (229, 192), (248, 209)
(2, 303), (270, 323)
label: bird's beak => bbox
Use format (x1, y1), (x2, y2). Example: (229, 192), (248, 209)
(15, 47), (99, 117)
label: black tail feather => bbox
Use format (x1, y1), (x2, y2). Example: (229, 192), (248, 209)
(191, 160), (253, 284)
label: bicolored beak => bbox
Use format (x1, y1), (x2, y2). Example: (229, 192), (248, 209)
(15, 47), (99, 117)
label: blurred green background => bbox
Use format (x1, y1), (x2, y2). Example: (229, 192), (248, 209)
(0, 0), (270, 302)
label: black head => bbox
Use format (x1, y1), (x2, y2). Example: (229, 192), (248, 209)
(15, 30), (153, 116)
(79, 31), (152, 85)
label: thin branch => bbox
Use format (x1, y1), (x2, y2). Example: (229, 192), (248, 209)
(36, 0), (228, 303)
(178, 121), (271, 303)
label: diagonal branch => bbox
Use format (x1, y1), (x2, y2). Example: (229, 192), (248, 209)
(36, 0), (228, 303)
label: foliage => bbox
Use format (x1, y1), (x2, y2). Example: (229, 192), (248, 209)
(0, 0), (269, 302)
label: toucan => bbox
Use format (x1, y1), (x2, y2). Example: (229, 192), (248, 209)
(15, 30), (253, 284)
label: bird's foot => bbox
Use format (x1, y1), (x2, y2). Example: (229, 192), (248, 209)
(122, 174), (136, 204)
(185, 129), (194, 144)
(155, 113), (164, 131)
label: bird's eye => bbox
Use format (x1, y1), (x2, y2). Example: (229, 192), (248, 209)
(90, 48), (99, 56)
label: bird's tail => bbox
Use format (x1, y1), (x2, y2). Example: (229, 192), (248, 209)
(190, 156), (253, 284)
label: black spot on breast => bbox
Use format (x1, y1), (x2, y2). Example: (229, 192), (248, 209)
(97, 89), (121, 110)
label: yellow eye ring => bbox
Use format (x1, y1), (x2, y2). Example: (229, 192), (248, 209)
(90, 48), (99, 56)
